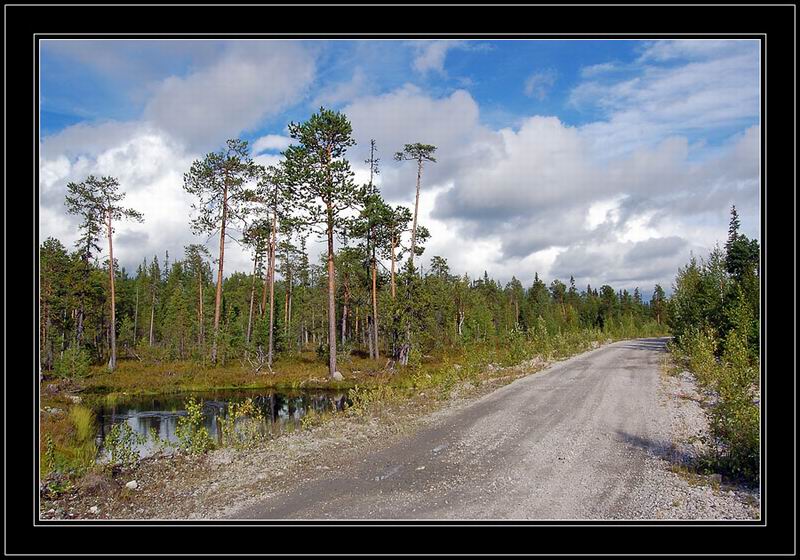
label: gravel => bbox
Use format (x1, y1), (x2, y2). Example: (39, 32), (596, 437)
(39, 338), (760, 521)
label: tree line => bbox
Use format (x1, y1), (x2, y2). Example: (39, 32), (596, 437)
(667, 206), (760, 480)
(39, 107), (668, 378)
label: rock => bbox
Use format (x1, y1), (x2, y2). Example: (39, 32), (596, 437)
(332, 371), (344, 381)
(89, 506), (99, 515)
(125, 480), (138, 490)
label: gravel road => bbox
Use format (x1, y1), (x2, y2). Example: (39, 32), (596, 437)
(233, 337), (758, 520)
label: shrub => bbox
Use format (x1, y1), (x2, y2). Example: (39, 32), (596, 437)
(53, 346), (91, 379)
(217, 398), (266, 449)
(707, 328), (759, 480)
(684, 326), (720, 389)
(176, 397), (215, 454)
(502, 325), (529, 366)
(105, 421), (146, 468)
(346, 384), (396, 418)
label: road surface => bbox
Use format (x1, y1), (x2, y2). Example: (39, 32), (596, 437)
(233, 338), (673, 520)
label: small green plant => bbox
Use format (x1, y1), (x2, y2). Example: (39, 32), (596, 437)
(503, 324), (530, 366)
(346, 384), (396, 418)
(300, 408), (325, 431)
(105, 421), (146, 468)
(217, 398), (266, 449)
(148, 427), (171, 454)
(176, 397), (215, 454)
(53, 346), (91, 379)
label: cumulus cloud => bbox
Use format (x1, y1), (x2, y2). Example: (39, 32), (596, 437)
(342, 78), (758, 288)
(39, 125), (259, 277)
(252, 134), (292, 154)
(143, 42), (315, 150)
(312, 67), (370, 107)
(39, 39), (760, 292)
(410, 40), (466, 75)
(343, 84), (496, 200)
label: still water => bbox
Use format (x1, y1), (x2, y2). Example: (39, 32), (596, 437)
(94, 389), (350, 459)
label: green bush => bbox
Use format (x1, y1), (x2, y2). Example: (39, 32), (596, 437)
(53, 346), (91, 379)
(217, 398), (266, 449)
(105, 421), (146, 468)
(502, 325), (530, 366)
(176, 397), (215, 454)
(684, 326), (720, 389)
(707, 328), (759, 480)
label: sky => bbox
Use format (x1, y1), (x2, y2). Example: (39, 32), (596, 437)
(39, 39), (761, 296)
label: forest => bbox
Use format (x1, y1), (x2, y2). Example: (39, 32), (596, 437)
(39, 107), (669, 381)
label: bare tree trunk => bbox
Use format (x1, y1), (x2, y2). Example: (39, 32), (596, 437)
(260, 262), (269, 319)
(409, 158), (423, 265)
(371, 255), (380, 359)
(211, 179), (229, 364)
(197, 271), (204, 349)
(246, 256), (258, 344)
(326, 206), (337, 378)
(390, 236), (397, 299)
(149, 290), (155, 346)
(131, 284), (139, 345)
(287, 281), (293, 343)
(107, 211), (117, 371)
(367, 315), (374, 359)
(341, 284), (349, 347)
(267, 211), (277, 368)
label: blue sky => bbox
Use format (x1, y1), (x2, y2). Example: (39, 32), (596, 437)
(39, 39), (761, 292)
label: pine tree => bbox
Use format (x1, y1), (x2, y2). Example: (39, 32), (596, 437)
(394, 143), (437, 266)
(183, 139), (260, 364)
(65, 175), (143, 371)
(283, 107), (362, 378)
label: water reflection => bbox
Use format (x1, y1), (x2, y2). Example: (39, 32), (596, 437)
(94, 389), (349, 459)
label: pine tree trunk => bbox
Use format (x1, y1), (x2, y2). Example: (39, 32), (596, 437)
(372, 255), (380, 359)
(211, 179), (229, 364)
(198, 272), (204, 349)
(341, 290), (348, 347)
(107, 211), (117, 371)
(409, 158), (423, 265)
(133, 285), (139, 345)
(390, 237), (397, 299)
(326, 205), (337, 378)
(367, 315), (374, 359)
(149, 291), (155, 346)
(267, 211), (277, 368)
(246, 256), (258, 344)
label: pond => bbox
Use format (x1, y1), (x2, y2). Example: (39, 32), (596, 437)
(93, 389), (350, 460)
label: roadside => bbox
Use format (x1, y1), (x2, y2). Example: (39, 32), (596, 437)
(39, 338), (759, 520)
(39, 348), (555, 519)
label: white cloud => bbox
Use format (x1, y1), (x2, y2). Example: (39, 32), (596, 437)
(39, 40), (760, 291)
(39, 125), (259, 277)
(571, 41), (759, 159)
(343, 82), (758, 289)
(523, 69), (557, 100)
(411, 40), (466, 75)
(252, 134), (292, 154)
(143, 42), (315, 150)
(312, 67), (370, 107)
